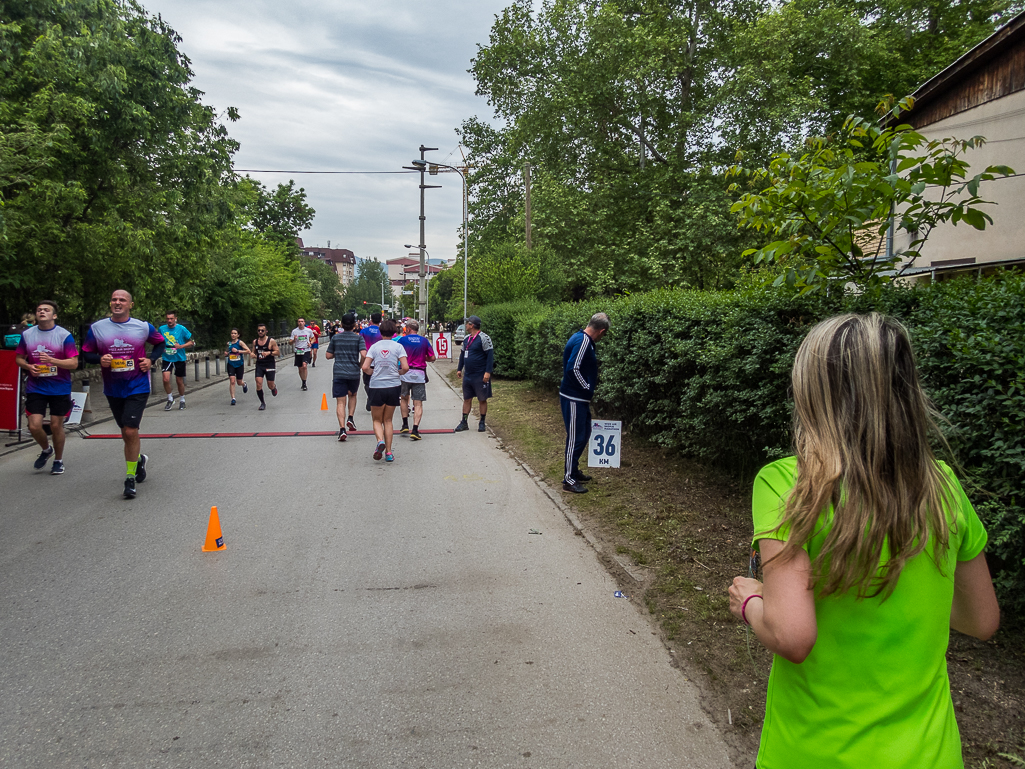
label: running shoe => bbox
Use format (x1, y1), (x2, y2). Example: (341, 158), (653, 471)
(242, 382), (248, 394)
(409, 429), (422, 441)
(50, 460), (65, 475)
(136, 454), (148, 483)
(123, 476), (137, 499)
(312, 362), (316, 368)
(301, 382), (307, 391)
(179, 400), (186, 410)
(271, 387), (278, 397)
(346, 417), (357, 432)
(453, 421), (469, 433)
(231, 398), (236, 406)
(164, 399), (174, 411)
(258, 403), (266, 411)
(338, 429), (347, 442)
(562, 480), (588, 494)
(385, 452), (394, 462)
(478, 421), (487, 432)
(33, 446), (54, 469)
(373, 441), (385, 461)
(400, 425), (409, 434)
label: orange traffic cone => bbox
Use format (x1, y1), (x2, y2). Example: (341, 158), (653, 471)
(202, 506), (226, 552)
(321, 393), (328, 411)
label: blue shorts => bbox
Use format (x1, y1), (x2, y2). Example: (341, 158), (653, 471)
(333, 378), (360, 398)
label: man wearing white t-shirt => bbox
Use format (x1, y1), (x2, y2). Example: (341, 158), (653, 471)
(361, 318), (408, 462)
(290, 317), (316, 391)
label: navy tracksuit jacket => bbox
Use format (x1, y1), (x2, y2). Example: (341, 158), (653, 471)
(560, 329), (599, 484)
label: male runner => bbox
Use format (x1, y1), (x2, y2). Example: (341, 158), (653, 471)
(454, 316), (494, 433)
(252, 324), (279, 410)
(159, 310), (194, 411)
(396, 320), (435, 440)
(290, 317), (316, 391)
(359, 312), (383, 410)
(15, 299), (79, 474)
(226, 328), (251, 405)
(324, 313), (364, 440)
(309, 322), (321, 367)
(81, 289), (166, 499)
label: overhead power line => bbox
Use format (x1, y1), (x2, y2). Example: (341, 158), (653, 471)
(235, 169), (417, 174)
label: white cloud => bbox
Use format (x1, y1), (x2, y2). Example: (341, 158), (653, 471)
(144, 0), (508, 261)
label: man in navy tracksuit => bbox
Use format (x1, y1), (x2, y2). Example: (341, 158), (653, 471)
(560, 313), (610, 493)
(454, 315), (495, 432)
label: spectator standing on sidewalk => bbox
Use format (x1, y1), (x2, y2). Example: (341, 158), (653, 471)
(559, 313), (609, 494)
(454, 316), (494, 433)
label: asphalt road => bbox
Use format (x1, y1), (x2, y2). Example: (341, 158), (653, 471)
(0, 357), (731, 768)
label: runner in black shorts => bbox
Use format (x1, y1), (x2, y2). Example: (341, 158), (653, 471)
(226, 328), (251, 405)
(252, 324), (279, 410)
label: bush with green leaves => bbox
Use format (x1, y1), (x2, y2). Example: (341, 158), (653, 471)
(479, 271), (1025, 620)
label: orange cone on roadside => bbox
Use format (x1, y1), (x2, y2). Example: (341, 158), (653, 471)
(202, 506), (226, 552)
(321, 393), (328, 411)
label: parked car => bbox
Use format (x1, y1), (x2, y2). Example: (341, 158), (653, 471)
(453, 324), (466, 345)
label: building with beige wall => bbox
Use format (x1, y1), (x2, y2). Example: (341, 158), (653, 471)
(891, 12), (1025, 281)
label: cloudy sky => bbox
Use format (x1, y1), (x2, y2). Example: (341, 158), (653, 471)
(144, 0), (514, 264)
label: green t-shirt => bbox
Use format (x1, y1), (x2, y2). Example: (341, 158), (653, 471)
(752, 456), (987, 769)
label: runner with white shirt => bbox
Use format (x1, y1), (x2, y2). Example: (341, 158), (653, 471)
(290, 317), (316, 391)
(361, 318), (408, 462)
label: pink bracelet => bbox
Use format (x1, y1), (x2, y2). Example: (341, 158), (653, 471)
(741, 594), (763, 626)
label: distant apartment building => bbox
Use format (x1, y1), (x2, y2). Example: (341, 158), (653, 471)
(296, 239), (357, 286)
(386, 256), (447, 303)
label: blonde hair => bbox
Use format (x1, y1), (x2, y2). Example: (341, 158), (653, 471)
(772, 313), (953, 599)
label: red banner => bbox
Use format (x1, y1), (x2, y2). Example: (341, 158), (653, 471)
(0, 350), (21, 431)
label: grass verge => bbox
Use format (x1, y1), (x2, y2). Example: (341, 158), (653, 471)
(476, 374), (1025, 769)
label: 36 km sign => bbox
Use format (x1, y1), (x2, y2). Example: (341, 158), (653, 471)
(588, 420), (622, 468)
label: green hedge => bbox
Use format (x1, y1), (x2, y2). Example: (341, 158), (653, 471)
(474, 272), (1025, 619)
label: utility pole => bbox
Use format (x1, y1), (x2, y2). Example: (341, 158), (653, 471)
(524, 162), (532, 250)
(416, 144), (440, 324)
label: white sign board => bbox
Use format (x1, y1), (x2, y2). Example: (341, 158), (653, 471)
(432, 333), (450, 359)
(588, 420), (622, 468)
(66, 391), (88, 426)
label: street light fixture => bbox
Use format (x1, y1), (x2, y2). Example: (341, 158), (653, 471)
(404, 154), (470, 325)
(404, 245), (432, 323)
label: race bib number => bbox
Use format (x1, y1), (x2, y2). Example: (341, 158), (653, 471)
(111, 358), (135, 372)
(295, 339), (309, 351)
(229, 354), (241, 362)
(36, 365), (59, 377)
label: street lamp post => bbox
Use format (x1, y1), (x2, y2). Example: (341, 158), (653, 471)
(407, 156), (469, 324)
(405, 246), (431, 323)
(402, 146), (441, 325)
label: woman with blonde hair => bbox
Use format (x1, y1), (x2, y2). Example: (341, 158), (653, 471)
(730, 312), (1000, 768)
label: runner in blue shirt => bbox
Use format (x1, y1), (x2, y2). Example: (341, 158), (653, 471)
(226, 328), (252, 405)
(158, 311), (194, 410)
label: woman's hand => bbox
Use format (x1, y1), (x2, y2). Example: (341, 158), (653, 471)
(729, 577), (763, 623)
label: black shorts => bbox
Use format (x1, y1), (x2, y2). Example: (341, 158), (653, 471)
(254, 364), (276, 382)
(227, 363), (245, 380)
(333, 378), (360, 398)
(162, 360), (187, 378)
(367, 386), (401, 408)
(107, 393), (148, 429)
(462, 378), (491, 402)
(25, 392), (73, 418)
(294, 352), (311, 367)
(401, 382), (427, 401)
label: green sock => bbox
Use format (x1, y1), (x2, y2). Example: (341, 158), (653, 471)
(126, 460), (137, 477)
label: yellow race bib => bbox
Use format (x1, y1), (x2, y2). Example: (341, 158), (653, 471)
(111, 358), (135, 372)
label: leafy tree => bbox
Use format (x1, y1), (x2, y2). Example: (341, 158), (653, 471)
(470, 240), (565, 306)
(301, 256), (346, 319)
(0, 0), (238, 324)
(243, 177), (316, 248)
(342, 259), (391, 317)
(728, 99), (1014, 292)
